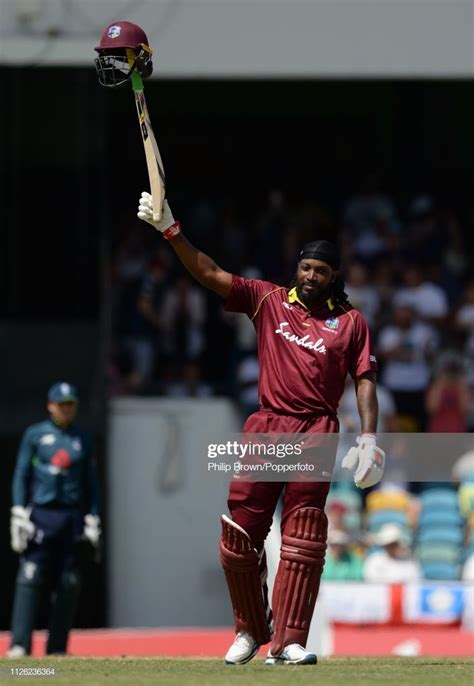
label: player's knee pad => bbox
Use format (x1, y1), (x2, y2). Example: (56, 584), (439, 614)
(271, 507), (327, 655)
(220, 514), (271, 645)
(280, 506), (328, 568)
(17, 560), (43, 586)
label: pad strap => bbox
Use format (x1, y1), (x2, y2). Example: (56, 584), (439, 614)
(220, 515), (271, 645)
(271, 507), (327, 655)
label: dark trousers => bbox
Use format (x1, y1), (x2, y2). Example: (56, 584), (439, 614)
(25, 504), (83, 575)
(10, 504), (83, 654)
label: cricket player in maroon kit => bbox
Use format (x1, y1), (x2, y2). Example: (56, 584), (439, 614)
(138, 193), (385, 665)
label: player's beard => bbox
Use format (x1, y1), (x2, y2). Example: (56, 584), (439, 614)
(296, 280), (333, 308)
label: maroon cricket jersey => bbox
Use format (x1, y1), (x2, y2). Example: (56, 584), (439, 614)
(225, 276), (377, 417)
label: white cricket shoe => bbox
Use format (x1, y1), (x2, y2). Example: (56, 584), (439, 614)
(224, 631), (260, 665)
(6, 645), (27, 658)
(265, 643), (317, 665)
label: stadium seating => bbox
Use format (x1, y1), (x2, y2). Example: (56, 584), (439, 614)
(417, 543), (460, 565)
(416, 486), (464, 580)
(417, 527), (463, 547)
(367, 509), (408, 533)
(365, 489), (410, 514)
(419, 488), (459, 512)
(418, 510), (462, 529)
(420, 561), (461, 581)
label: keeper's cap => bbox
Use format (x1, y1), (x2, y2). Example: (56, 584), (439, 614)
(47, 382), (79, 403)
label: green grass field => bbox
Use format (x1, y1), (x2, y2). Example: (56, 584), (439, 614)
(0, 657), (473, 686)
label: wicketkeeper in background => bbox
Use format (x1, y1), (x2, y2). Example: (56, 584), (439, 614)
(138, 194), (384, 665)
(6, 383), (101, 658)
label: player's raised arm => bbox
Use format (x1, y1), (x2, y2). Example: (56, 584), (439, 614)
(137, 192), (233, 298)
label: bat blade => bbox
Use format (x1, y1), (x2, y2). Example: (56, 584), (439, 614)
(131, 71), (165, 222)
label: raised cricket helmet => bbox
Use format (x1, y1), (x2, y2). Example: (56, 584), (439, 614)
(95, 21), (153, 87)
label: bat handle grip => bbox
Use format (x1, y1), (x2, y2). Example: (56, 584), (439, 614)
(131, 71), (144, 92)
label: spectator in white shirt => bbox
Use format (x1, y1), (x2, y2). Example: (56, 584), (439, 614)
(377, 303), (438, 430)
(363, 524), (420, 583)
(392, 265), (448, 326)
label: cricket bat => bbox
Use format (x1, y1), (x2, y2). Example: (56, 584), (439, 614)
(128, 53), (165, 222)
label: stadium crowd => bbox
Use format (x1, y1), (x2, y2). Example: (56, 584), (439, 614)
(107, 177), (474, 582)
(108, 181), (473, 417)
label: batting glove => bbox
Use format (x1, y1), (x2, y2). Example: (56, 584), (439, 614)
(10, 506), (35, 554)
(341, 434), (385, 489)
(137, 192), (181, 240)
(83, 514), (101, 548)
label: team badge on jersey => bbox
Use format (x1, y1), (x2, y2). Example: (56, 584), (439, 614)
(325, 317), (339, 329)
(51, 449), (72, 470)
(40, 434), (56, 445)
(323, 317), (340, 334)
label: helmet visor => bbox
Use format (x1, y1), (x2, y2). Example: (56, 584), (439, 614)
(95, 54), (132, 87)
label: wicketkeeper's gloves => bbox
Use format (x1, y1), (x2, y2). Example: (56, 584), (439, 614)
(341, 434), (385, 489)
(83, 514), (102, 548)
(137, 192), (181, 240)
(10, 506), (35, 554)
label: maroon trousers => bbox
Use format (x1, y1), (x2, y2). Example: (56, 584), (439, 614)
(227, 410), (338, 546)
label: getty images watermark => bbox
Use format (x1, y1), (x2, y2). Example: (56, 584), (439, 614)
(207, 437), (325, 479)
(202, 433), (474, 482)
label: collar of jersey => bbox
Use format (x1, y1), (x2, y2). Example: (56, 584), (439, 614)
(288, 287), (335, 312)
(49, 417), (73, 431)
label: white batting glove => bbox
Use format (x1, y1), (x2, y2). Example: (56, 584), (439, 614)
(10, 506), (35, 554)
(137, 193), (181, 240)
(83, 514), (101, 548)
(341, 434), (385, 489)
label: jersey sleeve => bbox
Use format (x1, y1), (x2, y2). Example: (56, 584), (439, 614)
(349, 311), (378, 379)
(12, 426), (36, 506)
(224, 275), (281, 318)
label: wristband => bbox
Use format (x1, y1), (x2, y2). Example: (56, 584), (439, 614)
(162, 221), (181, 241)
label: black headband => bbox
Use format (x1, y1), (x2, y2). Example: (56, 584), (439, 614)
(298, 240), (340, 270)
